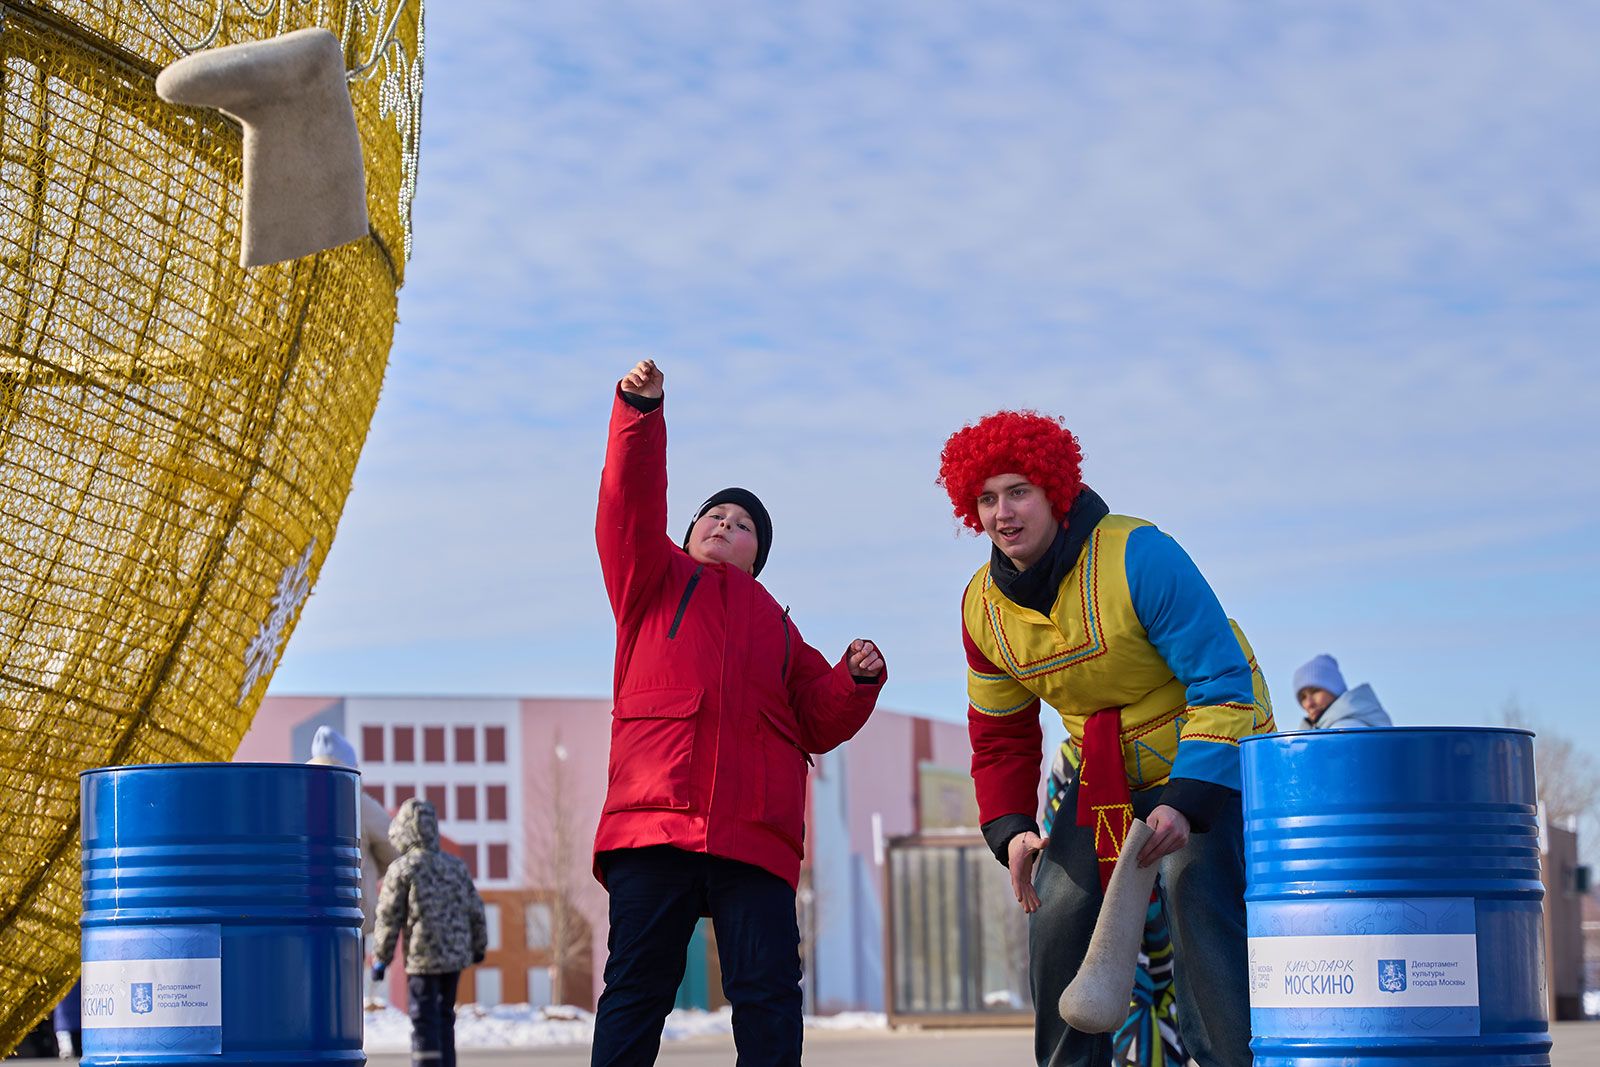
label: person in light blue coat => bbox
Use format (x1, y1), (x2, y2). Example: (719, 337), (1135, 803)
(1293, 653), (1393, 729)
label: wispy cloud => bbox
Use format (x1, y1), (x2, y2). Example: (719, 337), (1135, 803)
(276, 1), (1600, 753)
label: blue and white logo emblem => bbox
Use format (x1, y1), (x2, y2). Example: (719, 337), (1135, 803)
(131, 982), (154, 1015)
(1378, 959), (1407, 993)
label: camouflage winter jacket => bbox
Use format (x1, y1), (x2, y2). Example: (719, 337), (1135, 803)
(372, 798), (488, 975)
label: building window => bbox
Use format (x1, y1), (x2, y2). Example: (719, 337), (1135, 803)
(393, 783), (416, 807)
(485, 784), (508, 821)
(485, 726), (507, 763)
(423, 726), (446, 763)
(362, 784), (385, 807)
(361, 725), (385, 763)
(474, 967), (502, 1008)
(454, 726), (476, 763)
(488, 843), (509, 880)
(392, 726), (415, 763)
(484, 903), (502, 952)
(455, 784), (477, 821)
(424, 784), (448, 819)
(460, 844), (479, 879)
(526, 967), (552, 1009)
(525, 903), (551, 950)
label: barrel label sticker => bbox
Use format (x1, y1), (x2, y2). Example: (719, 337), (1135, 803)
(1247, 898), (1479, 1038)
(81, 925), (222, 1055)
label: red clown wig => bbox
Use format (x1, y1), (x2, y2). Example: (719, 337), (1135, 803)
(937, 411), (1084, 533)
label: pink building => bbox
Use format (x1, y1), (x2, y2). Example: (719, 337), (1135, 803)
(239, 694), (978, 1011)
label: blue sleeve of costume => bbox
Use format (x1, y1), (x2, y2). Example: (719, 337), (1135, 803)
(1126, 524), (1253, 792)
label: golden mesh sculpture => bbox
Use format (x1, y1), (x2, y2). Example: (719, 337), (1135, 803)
(0, 0), (423, 1047)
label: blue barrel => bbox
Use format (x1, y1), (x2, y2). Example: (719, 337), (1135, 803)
(1241, 728), (1548, 1066)
(80, 764), (364, 1065)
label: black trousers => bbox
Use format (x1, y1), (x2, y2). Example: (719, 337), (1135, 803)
(407, 971), (461, 1067)
(591, 846), (802, 1067)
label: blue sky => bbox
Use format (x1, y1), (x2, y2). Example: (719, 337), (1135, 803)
(273, 2), (1600, 766)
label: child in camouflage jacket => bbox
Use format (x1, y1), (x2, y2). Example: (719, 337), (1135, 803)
(372, 797), (488, 1067)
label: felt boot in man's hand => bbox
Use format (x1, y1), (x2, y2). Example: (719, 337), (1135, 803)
(1058, 819), (1162, 1033)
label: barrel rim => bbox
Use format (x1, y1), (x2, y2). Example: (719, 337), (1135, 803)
(1242, 726), (1535, 742)
(80, 762), (361, 777)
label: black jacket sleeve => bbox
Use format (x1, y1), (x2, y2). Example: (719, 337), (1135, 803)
(1157, 777), (1237, 833)
(981, 813), (1041, 866)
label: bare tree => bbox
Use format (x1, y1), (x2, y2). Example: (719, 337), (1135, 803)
(1501, 701), (1600, 829)
(523, 735), (599, 1007)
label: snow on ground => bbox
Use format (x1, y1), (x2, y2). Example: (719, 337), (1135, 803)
(804, 1012), (890, 1031)
(362, 1004), (887, 1052)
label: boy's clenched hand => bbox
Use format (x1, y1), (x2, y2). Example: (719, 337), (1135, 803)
(847, 638), (884, 681)
(621, 359), (663, 399)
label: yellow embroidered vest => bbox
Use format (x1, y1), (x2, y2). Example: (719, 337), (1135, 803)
(963, 514), (1274, 790)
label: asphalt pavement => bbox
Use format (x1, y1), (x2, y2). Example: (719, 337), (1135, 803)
(362, 1019), (1600, 1066)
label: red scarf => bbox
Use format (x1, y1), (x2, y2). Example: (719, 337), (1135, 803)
(1076, 707), (1134, 892)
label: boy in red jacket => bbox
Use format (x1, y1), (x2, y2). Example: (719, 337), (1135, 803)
(591, 360), (886, 1067)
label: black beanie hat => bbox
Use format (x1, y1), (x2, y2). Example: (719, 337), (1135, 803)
(683, 487), (772, 577)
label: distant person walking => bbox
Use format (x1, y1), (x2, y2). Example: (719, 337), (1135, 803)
(1292, 654), (1393, 730)
(372, 798), (488, 1067)
(590, 359), (886, 1067)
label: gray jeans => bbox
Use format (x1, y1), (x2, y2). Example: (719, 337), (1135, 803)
(1030, 780), (1252, 1067)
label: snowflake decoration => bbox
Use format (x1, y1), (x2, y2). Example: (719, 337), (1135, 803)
(239, 539), (317, 705)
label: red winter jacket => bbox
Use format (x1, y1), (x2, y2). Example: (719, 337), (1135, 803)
(592, 389), (884, 889)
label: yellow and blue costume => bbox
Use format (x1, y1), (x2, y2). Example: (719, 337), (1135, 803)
(965, 513), (1274, 839)
(962, 500), (1272, 1067)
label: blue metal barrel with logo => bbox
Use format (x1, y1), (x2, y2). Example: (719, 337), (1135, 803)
(80, 763), (364, 1065)
(1241, 727), (1548, 1067)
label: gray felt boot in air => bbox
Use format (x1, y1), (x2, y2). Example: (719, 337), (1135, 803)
(157, 28), (368, 267)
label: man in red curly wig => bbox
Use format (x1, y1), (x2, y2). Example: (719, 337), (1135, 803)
(939, 410), (1274, 1067)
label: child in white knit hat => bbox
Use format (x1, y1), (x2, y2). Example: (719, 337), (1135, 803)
(307, 725), (400, 1003)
